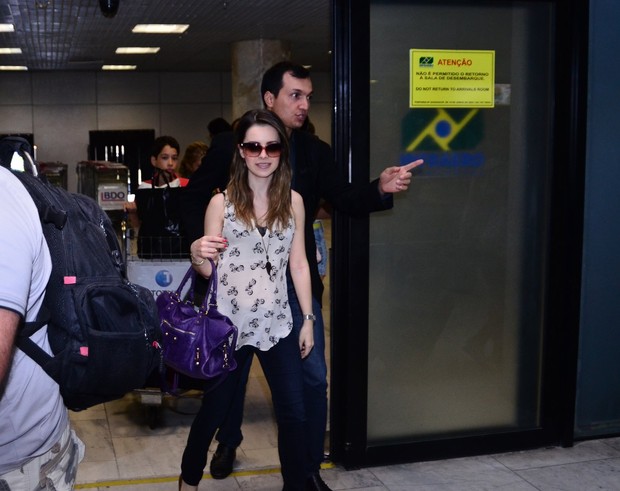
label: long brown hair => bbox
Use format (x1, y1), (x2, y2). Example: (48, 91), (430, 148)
(227, 109), (291, 231)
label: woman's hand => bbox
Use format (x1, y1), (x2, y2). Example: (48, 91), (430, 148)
(190, 235), (228, 265)
(299, 321), (315, 359)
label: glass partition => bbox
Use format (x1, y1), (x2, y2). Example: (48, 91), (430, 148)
(366, 1), (554, 443)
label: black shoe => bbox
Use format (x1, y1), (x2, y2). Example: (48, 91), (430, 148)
(209, 443), (236, 479)
(306, 473), (332, 491)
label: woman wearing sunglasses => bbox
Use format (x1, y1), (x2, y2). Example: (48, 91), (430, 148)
(180, 109), (313, 491)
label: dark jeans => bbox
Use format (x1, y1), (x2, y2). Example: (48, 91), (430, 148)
(216, 288), (328, 476)
(181, 333), (307, 489)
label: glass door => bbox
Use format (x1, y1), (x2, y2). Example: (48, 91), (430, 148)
(330, 0), (586, 467)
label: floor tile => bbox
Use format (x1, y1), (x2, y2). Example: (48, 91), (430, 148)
(75, 459), (119, 484)
(516, 457), (620, 491)
(236, 470), (292, 490)
(239, 446), (280, 471)
(601, 436), (620, 453)
(321, 467), (384, 490)
(72, 418), (115, 462)
(494, 439), (620, 470)
(113, 432), (187, 479)
(370, 456), (539, 491)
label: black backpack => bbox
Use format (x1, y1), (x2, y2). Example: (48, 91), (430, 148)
(1, 137), (162, 411)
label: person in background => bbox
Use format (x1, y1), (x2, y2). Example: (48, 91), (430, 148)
(139, 135), (188, 188)
(179, 140), (209, 179)
(181, 61), (422, 491)
(180, 109), (313, 490)
(126, 136), (189, 258)
(207, 117), (233, 143)
(126, 135), (187, 226)
(0, 164), (84, 490)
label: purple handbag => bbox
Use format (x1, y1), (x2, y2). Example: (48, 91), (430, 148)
(156, 260), (238, 379)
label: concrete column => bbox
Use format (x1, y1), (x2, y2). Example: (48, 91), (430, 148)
(231, 39), (291, 121)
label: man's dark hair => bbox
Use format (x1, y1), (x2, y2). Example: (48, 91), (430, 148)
(260, 61), (311, 102)
(207, 117), (233, 137)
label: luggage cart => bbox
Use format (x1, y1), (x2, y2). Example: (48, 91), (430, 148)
(78, 160), (129, 237)
(122, 223), (204, 428)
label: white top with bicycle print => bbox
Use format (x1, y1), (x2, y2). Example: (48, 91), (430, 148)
(217, 194), (294, 351)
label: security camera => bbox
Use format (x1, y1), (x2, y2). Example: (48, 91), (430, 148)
(99, 0), (120, 18)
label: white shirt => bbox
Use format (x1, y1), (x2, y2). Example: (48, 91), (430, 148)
(0, 166), (67, 474)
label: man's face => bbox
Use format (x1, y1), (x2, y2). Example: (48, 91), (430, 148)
(264, 72), (313, 132)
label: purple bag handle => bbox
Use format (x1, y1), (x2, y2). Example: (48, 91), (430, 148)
(176, 258), (220, 311)
(205, 258), (220, 309)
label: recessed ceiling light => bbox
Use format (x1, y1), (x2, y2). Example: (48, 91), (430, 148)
(102, 64), (137, 71)
(0, 65), (28, 71)
(132, 24), (189, 34)
(0, 48), (22, 55)
(115, 47), (160, 54)
(0, 24), (15, 32)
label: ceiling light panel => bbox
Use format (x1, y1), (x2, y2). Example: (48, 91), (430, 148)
(132, 24), (189, 34)
(102, 64), (137, 70)
(116, 47), (160, 54)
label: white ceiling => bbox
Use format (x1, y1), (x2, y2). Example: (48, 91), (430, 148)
(0, 0), (332, 72)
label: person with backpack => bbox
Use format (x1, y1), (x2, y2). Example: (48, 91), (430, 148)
(1, 134), (161, 411)
(179, 109), (313, 490)
(0, 164), (84, 490)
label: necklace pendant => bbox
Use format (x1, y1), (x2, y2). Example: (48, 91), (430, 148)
(266, 261), (272, 275)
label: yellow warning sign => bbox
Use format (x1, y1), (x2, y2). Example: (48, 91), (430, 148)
(410, 49), (495, 108)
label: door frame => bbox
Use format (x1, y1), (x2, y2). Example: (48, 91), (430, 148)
(329, 0), (589, 468)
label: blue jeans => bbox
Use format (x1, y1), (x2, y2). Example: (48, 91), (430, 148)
(182, 333), (307, 489)
(313, 220), (328, 277)
(216, 289), (328, 476)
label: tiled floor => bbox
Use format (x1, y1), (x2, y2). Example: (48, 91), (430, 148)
(71, 381), (620, 491)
